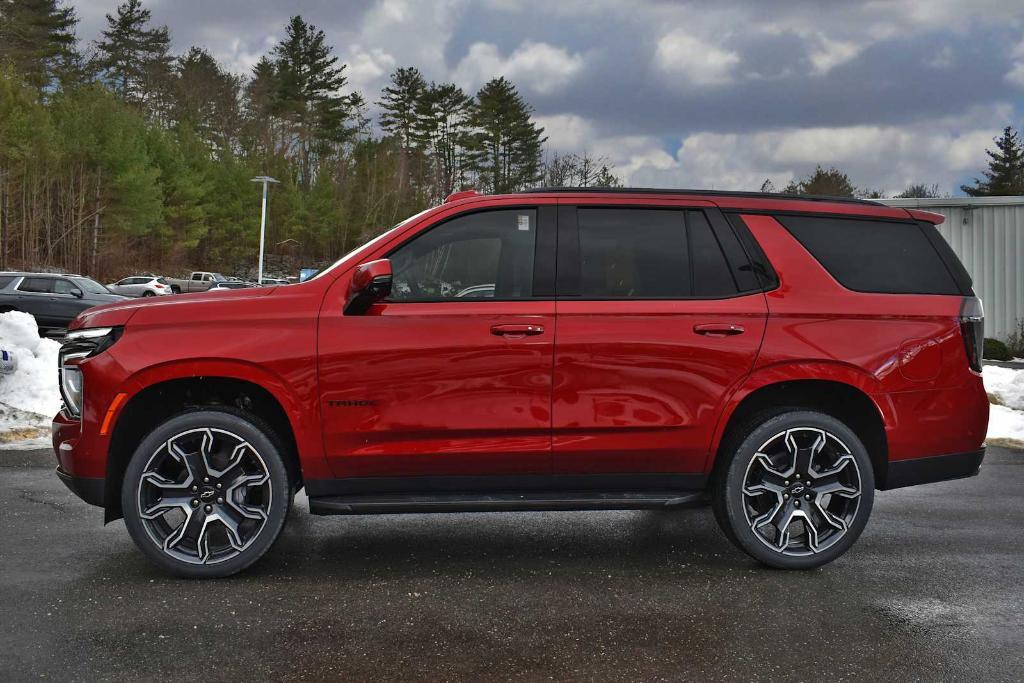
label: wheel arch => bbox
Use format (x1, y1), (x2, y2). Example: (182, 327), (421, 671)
(710, 369), (890, 488)
(104, 372), (307, 522)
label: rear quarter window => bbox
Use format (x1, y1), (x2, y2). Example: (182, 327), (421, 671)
(776, 215), (962, 295)
(0, 276), (15, 289)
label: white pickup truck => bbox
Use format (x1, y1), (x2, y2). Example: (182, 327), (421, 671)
(164, 271), (228, 294)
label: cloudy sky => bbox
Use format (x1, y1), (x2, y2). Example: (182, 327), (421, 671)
(75, 0), (1024, 195)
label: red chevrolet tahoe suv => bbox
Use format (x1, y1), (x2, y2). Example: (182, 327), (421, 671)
(52, 188), (989, 578)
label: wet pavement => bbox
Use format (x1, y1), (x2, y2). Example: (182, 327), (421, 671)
(1, 446), (1022, 681)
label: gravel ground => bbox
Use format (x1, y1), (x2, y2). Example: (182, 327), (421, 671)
(1, 446), (1022, 681)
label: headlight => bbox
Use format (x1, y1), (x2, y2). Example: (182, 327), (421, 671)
(58, 327), (122, 418)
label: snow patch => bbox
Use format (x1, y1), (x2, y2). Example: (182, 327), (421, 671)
(984, 365), (1024, 448)
(0, 311), (61, 444)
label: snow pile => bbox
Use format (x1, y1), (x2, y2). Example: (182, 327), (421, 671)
(984, 365), (1024, 448)
(0, 311), (61, 445)
(982, 365), (1024, 411)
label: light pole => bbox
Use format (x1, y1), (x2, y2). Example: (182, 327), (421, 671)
(250, 176), (279, 283)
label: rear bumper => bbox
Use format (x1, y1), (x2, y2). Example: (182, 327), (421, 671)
(880, 447), (985, 490)
(56, 468), (105, 507)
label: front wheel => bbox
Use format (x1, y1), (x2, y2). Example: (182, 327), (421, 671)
(142, 291), (155, 297)
(712, 410), (874, 569)
(121, 409), (291, 578)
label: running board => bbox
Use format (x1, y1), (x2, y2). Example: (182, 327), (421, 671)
(308, 490), (706, 515)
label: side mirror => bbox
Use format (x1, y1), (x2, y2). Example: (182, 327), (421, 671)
(344, 259), (392, 315)
(70, 288), (84, 298)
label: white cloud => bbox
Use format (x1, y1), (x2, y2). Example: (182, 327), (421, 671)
(453, 41), (584, 94)
(808, 36), (862, 75)
(534, 114), (596, 152)
(572, 108), (1006, 196)
(654, 30), (740, 86)
(343, 46), (397, 95)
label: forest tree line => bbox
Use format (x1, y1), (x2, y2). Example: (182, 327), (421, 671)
(0, 0), (619, 279)
(1, 0), (1021, 281)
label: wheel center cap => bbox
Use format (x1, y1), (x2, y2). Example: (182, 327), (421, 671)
(199, 487), (218, 502)
(790, 482), (809, 496)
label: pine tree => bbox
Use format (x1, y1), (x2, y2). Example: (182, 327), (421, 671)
(760, 178), (776, 193)
(961, 126), (1024, 196)
(94, 0), (172, 109)
(272, 15), (352, 188)
(378, 67), (426, 150)
(173, 47), (242, 156)
(0, 0), (78, 91)
(466, 77), (545, 194)
(416, 82), (472, 198)
(783, 165), (857, 197)
(377, 67), (426, 193)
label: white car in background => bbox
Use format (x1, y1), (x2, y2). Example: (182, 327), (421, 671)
(107, 276), (173, 297)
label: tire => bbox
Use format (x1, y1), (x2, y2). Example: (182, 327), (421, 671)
(121, 408), (291, 578)
(142, 291), (155, 297)
(712, 409), (874, 569)
(171, 286), (181, 294)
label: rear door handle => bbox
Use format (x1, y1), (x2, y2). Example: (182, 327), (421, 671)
(491, 324), (545, 337)
(694, 323), (745, 336)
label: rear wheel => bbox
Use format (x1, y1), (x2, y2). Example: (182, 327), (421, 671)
(142, 291), (155, 297)
(121, 409), (291, 578)
(712, 409), (874, 569)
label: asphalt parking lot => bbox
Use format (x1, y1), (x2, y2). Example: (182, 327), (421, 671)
(1, 447), (1022, 681)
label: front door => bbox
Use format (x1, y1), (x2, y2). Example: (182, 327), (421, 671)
(318, 206), (556, 478)
(552, 203), (768, 475)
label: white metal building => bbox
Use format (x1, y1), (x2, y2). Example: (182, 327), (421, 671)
(882, 196), (1024, 341)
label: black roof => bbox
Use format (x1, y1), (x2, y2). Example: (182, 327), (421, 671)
(522, 186), (881, 206)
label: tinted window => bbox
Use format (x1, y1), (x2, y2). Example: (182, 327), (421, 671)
(688, 211), (738, 297)
(191, 273), (202, 281)
(52, 279), (78, 294)
(0, 276), (15, 289)
(577, 209), (689, 298)
(778, 215), (960, 295)
(18, 277), (53, 293)
(390, 209), (536, 301)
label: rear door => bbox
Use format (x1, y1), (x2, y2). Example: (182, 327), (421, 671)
(15, 276), (59, 326)
(318, 204), (557, 478)
(552, 201), (768, 475)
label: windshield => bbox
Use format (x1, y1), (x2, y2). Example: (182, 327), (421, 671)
(73, 277), (113, 295)
(211, 273), (227, 282)
(310, 207), (436, 282)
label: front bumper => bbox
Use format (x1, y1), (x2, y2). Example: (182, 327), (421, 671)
(880, 447), (985, 490)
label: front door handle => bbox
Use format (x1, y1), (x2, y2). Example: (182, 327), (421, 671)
(694, 323), (745, 336)
(491, 324), (545, 337)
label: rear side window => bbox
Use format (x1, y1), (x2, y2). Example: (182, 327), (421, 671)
(573, 208), (747, 299)
(0, 276), (15, 288)
(17, 277), (54, 293)
(578, 209), (689, 298)
(777, 215), (961, 295)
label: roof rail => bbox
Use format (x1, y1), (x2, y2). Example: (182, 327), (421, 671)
(522, 186), (881, 206)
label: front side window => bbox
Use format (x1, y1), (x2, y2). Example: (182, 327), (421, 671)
(389, 209), (537, 301)
(52, 279), (78, 295)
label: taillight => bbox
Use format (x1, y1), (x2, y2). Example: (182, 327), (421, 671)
(959, 296), (984, 372)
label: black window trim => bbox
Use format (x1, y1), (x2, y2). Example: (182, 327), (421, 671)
(556, 204), (766, 302)
(382, 204), (556, 304)
(721, 212), (780, 293)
